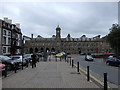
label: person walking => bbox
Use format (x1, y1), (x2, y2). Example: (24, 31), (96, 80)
(43, 51), (48, 62)
(31, 52), (37, 68)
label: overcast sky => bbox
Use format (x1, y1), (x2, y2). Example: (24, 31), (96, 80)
(0, 1), (118, 38)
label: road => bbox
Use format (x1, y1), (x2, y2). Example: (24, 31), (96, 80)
(72, 55), (119, 87)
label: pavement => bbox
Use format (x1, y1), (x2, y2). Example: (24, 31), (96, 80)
(2, 55), (99, 88)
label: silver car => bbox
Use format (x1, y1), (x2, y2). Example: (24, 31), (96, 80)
(85, 55), (94, 61)
(10, 55), (27, 66)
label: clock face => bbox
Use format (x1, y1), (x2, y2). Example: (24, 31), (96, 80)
(57, 30), (60, 33)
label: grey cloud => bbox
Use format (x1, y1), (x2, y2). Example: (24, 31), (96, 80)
(0, 2), (118, 38)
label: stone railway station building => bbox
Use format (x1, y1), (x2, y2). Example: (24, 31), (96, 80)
(24, 26), (111, 54)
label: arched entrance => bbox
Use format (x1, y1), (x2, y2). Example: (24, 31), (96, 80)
(79, 51), (81, 54)
(46, 48), (50, 52)
(51, 48), (55, 52)
(35, 48), (38, 53)
(78, 48), (81, 54)
(41, 48), (44, 52)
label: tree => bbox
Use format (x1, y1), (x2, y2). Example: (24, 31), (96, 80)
(107, 24), (120, 57)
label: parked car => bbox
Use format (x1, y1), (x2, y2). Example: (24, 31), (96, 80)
(10, 55), (27, 66)
(23, 54), (33, 63)
(0, 55), (20, 70)
(80, 53), (86, 55)
(36, 52), (44, 57)
(106, 57), (120, 67)
(55, 52), (66, 57)
(51, 52), (56, 55)
(85, 55), (94, 61)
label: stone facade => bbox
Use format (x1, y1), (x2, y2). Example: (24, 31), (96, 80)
(0, 18), (22, 55)
(24, 26), (111, 54)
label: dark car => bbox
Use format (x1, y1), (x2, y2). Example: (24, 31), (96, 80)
(85, 55), (94, 61)
(106, 57), (120, 67)
(80, 53), (86, 55)
(36, 52), (44, 57)
(0, 55), (20, 70)
(23, 54), (33, 63)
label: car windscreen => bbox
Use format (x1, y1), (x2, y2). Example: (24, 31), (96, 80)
(0, 56), (12, 60)
(24, 54), (32, 58)
(10, 57), (20, 60)
(87, 55), (93, 58)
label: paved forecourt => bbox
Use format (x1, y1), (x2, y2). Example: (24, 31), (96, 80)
(2, 55), (99, 88)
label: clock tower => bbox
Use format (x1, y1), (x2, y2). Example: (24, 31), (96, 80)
(56, 25), (61, 39)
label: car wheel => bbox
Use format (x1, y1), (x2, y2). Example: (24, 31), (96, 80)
(106, 62), (109, 65)
(7, 65), (12, 70)
(108, 62), (111, 65)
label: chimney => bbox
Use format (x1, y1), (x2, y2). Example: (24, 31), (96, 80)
(8, 19), (12, 24)
(15, 23), (20, 28)
(31, 34), (33, 39)
(4, 17), (8, 22)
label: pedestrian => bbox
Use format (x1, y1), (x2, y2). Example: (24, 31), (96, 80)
(43, 51), (48, 62)
(31, 52), (37, 68)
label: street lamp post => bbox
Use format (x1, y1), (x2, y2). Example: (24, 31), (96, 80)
(21, 37), (24, 70)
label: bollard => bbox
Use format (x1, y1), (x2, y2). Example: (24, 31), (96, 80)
(26, 61), (28, 67)
(14, 63), (17, 73)
(72, 60), (74, 68)
(77, 62), (79, 73)
(4, 65), (7, 77)
(70, 58), (71, 65)
(70, 57), (71, 62)
(87, 66), (90, 81)
(22, 62), (24, 70)
(104, 73), (108, 90)
(22, 55), (24, 70)
(55, 56), (57, 62)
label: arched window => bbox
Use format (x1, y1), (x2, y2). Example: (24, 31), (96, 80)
(46, 48), (50, 52)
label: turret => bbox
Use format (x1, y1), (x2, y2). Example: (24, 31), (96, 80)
(56, 25), (61, 39)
